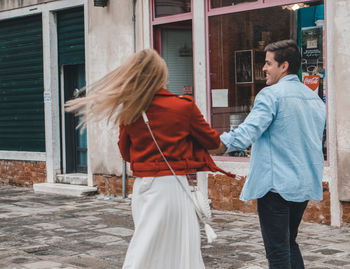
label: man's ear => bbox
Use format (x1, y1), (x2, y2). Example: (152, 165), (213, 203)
(281, 61), (289, 73)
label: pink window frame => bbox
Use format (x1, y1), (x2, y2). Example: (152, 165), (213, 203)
(150, 0), (192, 25)
(205, 0), (329, 165)
(149, 0), (193, 49)
(207, 0), (322, 15)
(149, 0), (197, 101)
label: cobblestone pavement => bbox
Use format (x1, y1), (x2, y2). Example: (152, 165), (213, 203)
(1, 185), (350, 269)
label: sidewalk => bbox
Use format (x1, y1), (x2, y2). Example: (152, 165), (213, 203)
(0, 185), (349, 269)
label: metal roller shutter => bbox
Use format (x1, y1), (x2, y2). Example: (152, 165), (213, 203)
(0, 15), (45, 152)
(57, 7), (85, 65)
(161, 29), (194, 95)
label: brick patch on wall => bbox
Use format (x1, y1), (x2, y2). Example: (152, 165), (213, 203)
(208, 174), (331, 225)
(93, 173), (332, 225)
(342, 201), (350, 224)
(0, 160), (46, 187)
(94, 175), (135, 196)
(303, 182), (330, 225)
(208, 174), (257, 213)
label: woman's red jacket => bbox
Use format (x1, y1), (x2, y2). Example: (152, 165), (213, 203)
(118, 88), (234, 178)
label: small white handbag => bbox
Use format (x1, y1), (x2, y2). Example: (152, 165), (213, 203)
(142, 111), (217, 243)
(191, 186), (212, 219)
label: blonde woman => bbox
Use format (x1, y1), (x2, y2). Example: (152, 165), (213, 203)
(66, 49), (231, 269)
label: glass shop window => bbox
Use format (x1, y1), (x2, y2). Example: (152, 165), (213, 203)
(209, 1), (326, 159)
(211, 0), (257, 9)
(161, 28), (194, 95)
(153, 21), (194, 97)
(155, 0), (191, 18)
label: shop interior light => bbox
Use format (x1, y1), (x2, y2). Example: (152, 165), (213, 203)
(292, 4), (300, 11)
(282, 3), (309, 11)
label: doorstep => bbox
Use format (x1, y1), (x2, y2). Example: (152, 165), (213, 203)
(33, 183), (97, 197)
(56, 173), (88, 185)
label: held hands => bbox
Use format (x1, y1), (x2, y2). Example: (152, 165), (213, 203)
(208, 141), (227, 155)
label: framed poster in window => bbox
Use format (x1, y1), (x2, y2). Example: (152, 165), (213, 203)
(235, 50), (253, 84)
(301, 26), (323, 78)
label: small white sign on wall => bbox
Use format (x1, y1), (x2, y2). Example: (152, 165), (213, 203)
(44, 91), (51, 103)
(211, 89), (228, 107)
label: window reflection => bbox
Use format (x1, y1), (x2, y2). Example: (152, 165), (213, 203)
(209, 1), (326, 159)
(211, 0), (257, 9)
(155, 0), (191, 17)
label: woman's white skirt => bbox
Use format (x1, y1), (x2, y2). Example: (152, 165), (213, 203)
(122, 175), (205, 269)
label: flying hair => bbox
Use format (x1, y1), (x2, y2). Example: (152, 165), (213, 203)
(65, 49), (168, 127)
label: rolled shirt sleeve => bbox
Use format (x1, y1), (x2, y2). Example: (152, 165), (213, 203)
(220, 87), (278, 153)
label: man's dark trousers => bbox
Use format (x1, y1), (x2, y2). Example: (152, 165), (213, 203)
(257, 191), (308, 269)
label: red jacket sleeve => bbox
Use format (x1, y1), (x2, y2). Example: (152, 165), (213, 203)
(118, 125), (131, 162)
(189, 102), (220, 150)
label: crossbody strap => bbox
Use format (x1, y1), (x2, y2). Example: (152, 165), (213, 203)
(142, 111), (218, 243)
(141, 112), (204, 221)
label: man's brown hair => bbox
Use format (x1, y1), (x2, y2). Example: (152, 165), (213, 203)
(264, 40), (301, 75)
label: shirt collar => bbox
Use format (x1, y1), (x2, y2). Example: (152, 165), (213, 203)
(279, 74), (300, 83)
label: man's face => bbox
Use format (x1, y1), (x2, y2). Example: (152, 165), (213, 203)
(263, 51), (287, 86)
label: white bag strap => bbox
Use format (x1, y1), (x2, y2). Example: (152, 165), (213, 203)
(142, 111), (217, 243)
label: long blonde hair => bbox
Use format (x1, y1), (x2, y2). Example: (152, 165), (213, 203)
(65, 49), (168, 127)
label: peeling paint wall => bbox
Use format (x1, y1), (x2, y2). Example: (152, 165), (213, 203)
(334, 0), (350, 201)
(0, 0), (55, 11)
(86, 0), (143, 176)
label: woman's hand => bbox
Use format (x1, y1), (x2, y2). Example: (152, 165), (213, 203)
(208, 141), (227, 155)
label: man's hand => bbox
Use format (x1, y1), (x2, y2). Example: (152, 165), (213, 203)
(209, 141), (227, 155)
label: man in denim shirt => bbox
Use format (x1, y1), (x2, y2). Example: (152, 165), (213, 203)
(212, 40), (326, 269)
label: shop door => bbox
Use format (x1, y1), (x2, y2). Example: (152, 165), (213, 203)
(63, 64), (87, 173)
(57, 7), (86, 174)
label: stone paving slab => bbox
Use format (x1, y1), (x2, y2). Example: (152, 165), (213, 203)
(0, 185), (350, 269)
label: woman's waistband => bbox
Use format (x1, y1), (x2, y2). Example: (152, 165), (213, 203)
(131, 159), (206, 172)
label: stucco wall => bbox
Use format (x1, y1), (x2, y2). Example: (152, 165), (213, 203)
(0, 0), (55, 11)
(86, 0), (143, 176)
(334, 0), (350, 201)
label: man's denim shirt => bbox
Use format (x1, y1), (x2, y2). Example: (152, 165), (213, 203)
(221, 75), (326, 202)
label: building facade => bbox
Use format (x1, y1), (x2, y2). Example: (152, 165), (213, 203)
(0, 0), (349, 226)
